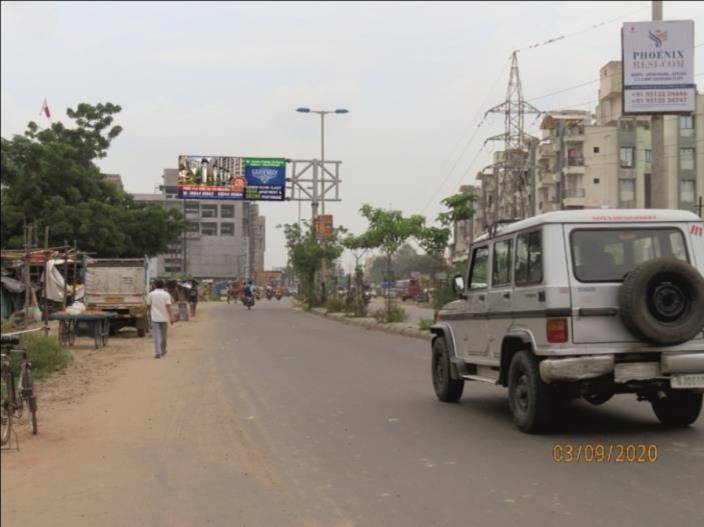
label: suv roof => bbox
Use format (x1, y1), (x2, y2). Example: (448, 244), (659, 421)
(474, 209), (700, 243)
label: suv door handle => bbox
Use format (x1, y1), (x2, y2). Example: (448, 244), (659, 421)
(503, 292), (511, 299)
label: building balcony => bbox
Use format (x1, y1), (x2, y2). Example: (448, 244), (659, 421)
(539, 143), (556, 158)
(564, 160), (585, 175)
(565, 128), (585, 142)
(539, 172), (557, 186)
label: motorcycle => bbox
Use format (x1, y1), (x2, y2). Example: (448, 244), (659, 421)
(266, 289), (273, 300)
(275, 292), (282, 301)
(242, 295), (255, 310)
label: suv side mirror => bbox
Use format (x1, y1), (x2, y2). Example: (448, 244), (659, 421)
(451, 274), (466, 298)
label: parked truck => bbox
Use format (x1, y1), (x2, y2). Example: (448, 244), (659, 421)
(84, 258), (150, 337)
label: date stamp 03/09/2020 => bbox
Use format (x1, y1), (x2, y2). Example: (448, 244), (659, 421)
(552, 443), (659, 464)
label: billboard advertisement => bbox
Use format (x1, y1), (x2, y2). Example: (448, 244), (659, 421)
(622, 20), (696, 114)
(177, 155), (286, 201)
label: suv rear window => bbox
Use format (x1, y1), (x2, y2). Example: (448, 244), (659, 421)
(571, 228), (688, 282)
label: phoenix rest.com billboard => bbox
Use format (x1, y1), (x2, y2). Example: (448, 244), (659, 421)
(178, 155), (286, 201)
(622, 20), (696, 114)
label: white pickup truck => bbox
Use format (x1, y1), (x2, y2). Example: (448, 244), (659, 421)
(84, 258), (150, 337)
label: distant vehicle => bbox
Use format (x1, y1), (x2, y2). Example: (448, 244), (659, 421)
(85, 258), (150, 337)
(431, 209), (704, 433)
(395, 279), (421, 301)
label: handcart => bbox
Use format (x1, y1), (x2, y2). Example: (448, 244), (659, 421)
(50, 311), (118, 349)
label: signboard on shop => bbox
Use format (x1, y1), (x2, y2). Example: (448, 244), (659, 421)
(177, 155), (286, 201)
(621, 20), (696, 114)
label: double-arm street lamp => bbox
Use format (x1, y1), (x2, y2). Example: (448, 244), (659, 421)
(296, 107), (349, 215)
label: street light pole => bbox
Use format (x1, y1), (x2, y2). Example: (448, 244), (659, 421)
(296, 107), (349, 220)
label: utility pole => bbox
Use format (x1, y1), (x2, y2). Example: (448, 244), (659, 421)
(650, 0), (667, 209)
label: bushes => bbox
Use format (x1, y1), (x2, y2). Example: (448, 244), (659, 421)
(371, 306), (408, 324)
(17, 332), (72, 381)
(418, 318), (434, 331)
(324, 296), (346, 313)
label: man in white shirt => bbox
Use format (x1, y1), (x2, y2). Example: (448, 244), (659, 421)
(147, 280), (173, 358)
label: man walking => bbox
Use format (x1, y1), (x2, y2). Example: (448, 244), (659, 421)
(147, 279), (173, 359)
(187, 280), (198, 316)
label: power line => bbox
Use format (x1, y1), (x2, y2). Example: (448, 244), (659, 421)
(515, 6), (649, 53)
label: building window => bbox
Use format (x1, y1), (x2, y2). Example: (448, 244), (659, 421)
(619, 179), (636, 203)
(680, 115), (694, 129)
(593, 178), (600, 184)
(593, 146), (600, 154)
(620, 120), (635, 132)
(221, 204), (235, 218)
(680, 148), (695, 170)
(184, 202), (199, 214)
(201, 204), (218, 218)
(201, 222), (217, 236)
(645, 149), (652, 163)
(620, 147), (634, 168)
(680, 180), (696, 203)
(220, 223), (235, 236)
(187, 222), (199, 233)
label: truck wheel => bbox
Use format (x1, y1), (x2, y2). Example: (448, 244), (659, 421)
(431, 338), (464, 403)
(651, 390), (702, 428)
(619, 257), (704, 346)
(508, 351), (555, 433)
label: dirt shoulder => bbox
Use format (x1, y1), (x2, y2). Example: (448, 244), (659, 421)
(1, 302), (310, 527)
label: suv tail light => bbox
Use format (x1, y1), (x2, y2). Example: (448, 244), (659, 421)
(546, 318), (569, 343)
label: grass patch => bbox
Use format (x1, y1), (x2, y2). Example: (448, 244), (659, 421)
(418, 318), (434, 331)
(16, 332), (73, 381)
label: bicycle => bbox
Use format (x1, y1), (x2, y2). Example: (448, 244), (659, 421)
(1, 335), (38, 446)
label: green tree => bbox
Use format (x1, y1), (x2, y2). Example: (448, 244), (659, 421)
(346, 205), (428, 321)
(437, 190), (477, 227)
(1, 102), (185, 257)
(283, 221), (346, 309)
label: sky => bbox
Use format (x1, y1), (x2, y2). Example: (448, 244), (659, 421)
(2, 1), (703, 270)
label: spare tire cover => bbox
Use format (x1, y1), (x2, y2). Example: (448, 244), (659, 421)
(618, 257), (704, 346)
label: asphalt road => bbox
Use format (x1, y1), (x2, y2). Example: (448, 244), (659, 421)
(210, 300), (703, 526)
(3, 300), (702, 527)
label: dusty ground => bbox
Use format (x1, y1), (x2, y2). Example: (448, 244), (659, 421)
(2, 302), (337, 527)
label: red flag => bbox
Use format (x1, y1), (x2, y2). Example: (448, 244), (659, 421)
(40, 98), (51, 118)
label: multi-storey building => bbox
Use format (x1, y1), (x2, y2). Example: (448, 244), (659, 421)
(133, 169), (266, 280)
(460, 60), (702, 251)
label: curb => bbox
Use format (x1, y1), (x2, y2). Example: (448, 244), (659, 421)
(302, 307), (432, 342)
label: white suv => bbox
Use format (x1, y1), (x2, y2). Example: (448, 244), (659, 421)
(431, 209), (704, 433)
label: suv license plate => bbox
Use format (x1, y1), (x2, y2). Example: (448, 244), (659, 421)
(670, 374), (704, 389)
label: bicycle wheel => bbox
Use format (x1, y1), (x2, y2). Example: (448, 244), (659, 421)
(21, 367), (37, 435)
(68, 321), (76, 346)
(1, 376), (12, 446)
(59, 321), (69, 347)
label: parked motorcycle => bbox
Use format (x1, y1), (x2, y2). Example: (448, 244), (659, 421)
(266, 289), (273, 300)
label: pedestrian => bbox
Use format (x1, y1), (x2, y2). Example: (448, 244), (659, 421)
(147, 279), (173, 359)
(188, 281), (198, 316)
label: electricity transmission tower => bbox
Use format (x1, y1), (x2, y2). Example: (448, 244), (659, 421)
(484, 51), (540, 224)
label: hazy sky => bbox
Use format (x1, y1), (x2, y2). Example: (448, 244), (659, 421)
(2, 1), (703, 269)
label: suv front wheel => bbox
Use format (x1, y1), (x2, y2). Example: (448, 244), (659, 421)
(432, 338), (464, 403)
(508, 351), (555, 433)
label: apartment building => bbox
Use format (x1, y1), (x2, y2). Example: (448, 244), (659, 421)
(133, 169), (266, 280)
(460, 59), (701, 253)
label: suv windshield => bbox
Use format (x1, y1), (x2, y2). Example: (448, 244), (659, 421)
(571, 228), (688, 282)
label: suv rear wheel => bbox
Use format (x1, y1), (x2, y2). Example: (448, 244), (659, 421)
(651, 390), (702, 428)
(431, 338), (464, 403)
(508, 351), (555, 433)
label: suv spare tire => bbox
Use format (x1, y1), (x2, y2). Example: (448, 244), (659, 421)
(618, 257), (704, 346)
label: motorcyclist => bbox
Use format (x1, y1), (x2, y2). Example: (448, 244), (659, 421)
(244, 280), (256, 299)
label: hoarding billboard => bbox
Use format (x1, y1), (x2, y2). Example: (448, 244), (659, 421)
(622, 20), (696, 114)
(177, 155), (286, 201)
